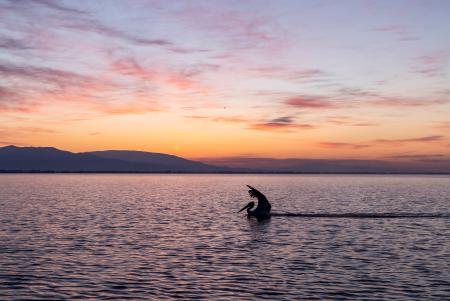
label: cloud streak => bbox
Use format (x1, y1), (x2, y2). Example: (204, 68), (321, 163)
(375, 135), (444, 144)
(248, 116), (314, 132)
(317, 135), (446, 150)
(318, 142), (372, 149)
(388, 154), (448, 161)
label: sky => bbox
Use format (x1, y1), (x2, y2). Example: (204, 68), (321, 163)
(0, 0), (449, 160)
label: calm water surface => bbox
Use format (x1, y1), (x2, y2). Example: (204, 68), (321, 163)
(1, 174), (449, 300)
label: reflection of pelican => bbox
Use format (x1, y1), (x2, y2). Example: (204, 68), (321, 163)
(238, 185), (271, 219)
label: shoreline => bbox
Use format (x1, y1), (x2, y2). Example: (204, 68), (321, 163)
(1, 171), (449, 175)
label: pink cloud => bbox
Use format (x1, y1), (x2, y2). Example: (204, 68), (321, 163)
(110, 56), (212, 92)
(0, 86), (41, 113)
(412, 50), (450, 77)
(282, 90), (447, 112)
(0, 61), (164, 117)
(111, 58), (156, 81)
(284, 96), (338, 109)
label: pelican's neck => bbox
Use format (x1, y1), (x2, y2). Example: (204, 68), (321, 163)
(247, 204), (255, 215)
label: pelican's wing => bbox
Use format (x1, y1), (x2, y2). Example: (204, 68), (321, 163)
(247, 185), (271, 210)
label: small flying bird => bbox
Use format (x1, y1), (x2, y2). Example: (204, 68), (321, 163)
(238, 185), (271, 219)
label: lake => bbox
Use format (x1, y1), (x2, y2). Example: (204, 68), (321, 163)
(1, 174), (449, 300)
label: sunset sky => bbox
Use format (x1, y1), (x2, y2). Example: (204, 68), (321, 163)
(1, 0), (449, 160)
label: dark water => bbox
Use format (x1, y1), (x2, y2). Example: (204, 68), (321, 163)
(1, 174), (449, 300)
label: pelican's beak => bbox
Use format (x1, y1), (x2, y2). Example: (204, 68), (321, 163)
(238, 203), (251, 213)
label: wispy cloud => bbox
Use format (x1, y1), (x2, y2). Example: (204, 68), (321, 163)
(284, 96), (338, 109)
(0, 37), (33, 50)
(111, 57), (156, 81)
(16, 126), (56, 134)
(318, 135), (445, 150)
(248, 66), (328, 83)
(175, 2), (286, 52)
(0, 61), (163, 116)
(28, 0), (87, 15)
(388, 153), (448, 161)
(1, 0), (188, 56)
(64, 20), (174, 48)
(185, 115), (251, 124)
(372, 24), (420, 41)
(375, 135), (444, 144)
(0, 63), (99, 88)
(0, 86), (38, 113)
(337, 87), (380, 98)
(326, 116), (378, 127)
(280, 91), (448, 114)
(0, 126), (56, 142)
(336, 87), (448, 108)
(110, 56), (214, 91)
(412, 50), (450, 77)
(370, 97), (448, 107)
(318, 142), (372, 149)
(213, 116), (248, 123)
(434, 121), (450, 130)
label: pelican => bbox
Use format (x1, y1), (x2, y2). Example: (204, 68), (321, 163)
(238, 185), (271, 219)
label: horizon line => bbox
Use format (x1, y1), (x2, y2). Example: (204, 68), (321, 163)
(2, 144), (449, 162)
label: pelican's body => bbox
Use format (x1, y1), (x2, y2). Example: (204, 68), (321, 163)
(239, 185), (271, 219)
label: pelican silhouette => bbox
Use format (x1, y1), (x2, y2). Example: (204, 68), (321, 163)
(238, 185), (271, 219)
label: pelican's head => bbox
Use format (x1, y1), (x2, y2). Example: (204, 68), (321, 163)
(238, 201), (255, 213)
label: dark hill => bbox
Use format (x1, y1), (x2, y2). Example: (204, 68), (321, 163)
(84, 150), (223, 172)
(0, 145), (226, 172)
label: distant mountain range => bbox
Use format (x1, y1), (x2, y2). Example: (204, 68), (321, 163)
(0, 145), (449, 173)
(0, 145), (231, 172)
